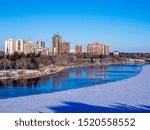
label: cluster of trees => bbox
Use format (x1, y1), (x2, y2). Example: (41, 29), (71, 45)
(0, 52), (78, 70)
(0, 52), (50, 70)
(0, 52), (149, 70)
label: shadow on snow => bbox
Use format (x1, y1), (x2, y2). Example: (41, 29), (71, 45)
(48, 102), (150, 113)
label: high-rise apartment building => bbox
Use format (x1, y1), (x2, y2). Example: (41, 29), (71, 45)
(36, 41), (45, 49)
(103, 45), (109, 55)
(87, 42), (109, 55)
(15, 39), (24, 53)
(33, 40), (46, 54)
(23, 40), (32, 55)
(52, 33), (70, 54)
(52, 33), (62, 54)
(75, 45), (82, 54)
(5, 39), (32, 55)
(5, 39), (16, 54)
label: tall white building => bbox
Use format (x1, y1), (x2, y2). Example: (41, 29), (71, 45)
(5, 39), (14, 54)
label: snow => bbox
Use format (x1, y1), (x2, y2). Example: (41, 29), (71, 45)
(0, 69), (39, 73)
(0, 65), (150, 113)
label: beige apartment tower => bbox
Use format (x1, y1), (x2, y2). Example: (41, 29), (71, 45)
(23, 41), (32, 55)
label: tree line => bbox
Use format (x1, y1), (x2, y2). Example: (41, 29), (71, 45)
(0, 51), (150, 70)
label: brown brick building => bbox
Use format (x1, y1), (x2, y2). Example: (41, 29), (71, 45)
(103, 45), (109, 55)
(75, 45), (82, 54)
(87, 42), (109, 55)
(52, 34), (62, 54)
(52, 33), (70, 54)
(58, 42), (70, 54)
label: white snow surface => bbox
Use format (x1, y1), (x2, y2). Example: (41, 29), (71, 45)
(0, 65), (150, 113)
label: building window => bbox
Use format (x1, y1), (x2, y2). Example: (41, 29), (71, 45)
(18, 41), (21, 50)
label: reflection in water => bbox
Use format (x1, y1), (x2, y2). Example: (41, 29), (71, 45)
(0, 64), (142, 99)
(73, 65), (109, 79)
(87, 65), (109, 79)
(52, 78), (61, 89)
(75, 69), (82, 78)
(0, 69), (70, 89)
(52, 69), (70, 89)
(0, 77), (43, 88)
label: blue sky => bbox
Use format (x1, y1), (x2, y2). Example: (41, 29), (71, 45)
(0, 0), (150, 52)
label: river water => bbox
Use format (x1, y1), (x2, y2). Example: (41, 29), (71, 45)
(0, 64), (142, 99)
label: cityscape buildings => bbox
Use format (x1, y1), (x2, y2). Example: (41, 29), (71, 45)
(32, 41), (47, 55)
(59, 42), (70, 54)
(36, 41), (45, 49)
(87, 42), (109, 55)
(5, 39), (32, 55)
(113, 51), (120, 56)
(52, 33), (62, 54)
(52, 33), (70, 54)
(75, 45), (83, 54)
(23, 40), (32, 55)
(4, 34), (110, 56)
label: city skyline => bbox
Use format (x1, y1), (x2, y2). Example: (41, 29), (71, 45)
(0, 0), (150, 52)
(4, 34), (109, 55)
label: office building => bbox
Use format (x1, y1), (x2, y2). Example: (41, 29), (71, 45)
(52, 33), (62, 54)
(52, 33), (70, 54)
(36, 41), (45, 49)
(58, 42), (70, 54)
(33, 41), (46, 54)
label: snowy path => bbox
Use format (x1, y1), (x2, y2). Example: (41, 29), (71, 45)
(0, 65), (150, 113)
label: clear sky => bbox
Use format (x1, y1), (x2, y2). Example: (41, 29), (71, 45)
(0, 0), (150, 52)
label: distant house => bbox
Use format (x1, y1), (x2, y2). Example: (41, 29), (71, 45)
(70, 49), (75, 54)
(113, 51), (120, 56)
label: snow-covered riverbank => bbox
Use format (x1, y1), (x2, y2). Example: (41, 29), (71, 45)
(0, 63), (95, 80)
(0, 62), (141, 80)
(0, 65), (150, 113)
(0, 66), (65, 80)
